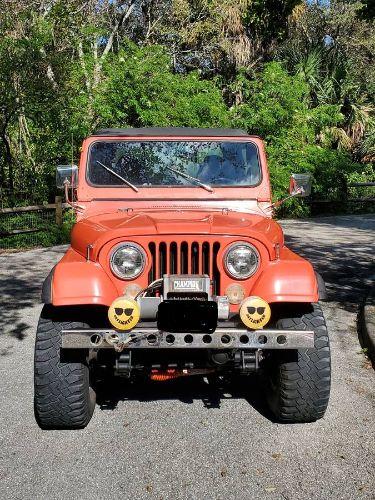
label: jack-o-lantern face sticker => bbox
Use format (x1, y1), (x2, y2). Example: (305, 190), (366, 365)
(108, 297), (140, 331)
(239, 296), (271, 329)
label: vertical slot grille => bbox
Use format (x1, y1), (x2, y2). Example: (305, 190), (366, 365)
(181, 242), (188, 274)
(148, 240), (221, 293)
(212, 242), (221, 295)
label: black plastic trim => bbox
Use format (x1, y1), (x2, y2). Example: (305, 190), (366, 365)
(315, 272), (328, 301)
(41, 267), (55, 304)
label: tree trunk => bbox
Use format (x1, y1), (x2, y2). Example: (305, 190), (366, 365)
(0, 132), (13, 195)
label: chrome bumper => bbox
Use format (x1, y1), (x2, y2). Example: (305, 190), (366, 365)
(61, 328), (315, 350)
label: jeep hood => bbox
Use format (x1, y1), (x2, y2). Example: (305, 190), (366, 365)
(70, 210), (284, 259)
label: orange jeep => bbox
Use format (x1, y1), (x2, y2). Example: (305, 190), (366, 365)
(34, 128), (330, 429)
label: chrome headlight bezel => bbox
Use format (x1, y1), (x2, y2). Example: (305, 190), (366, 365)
(110, 242), (146, 280)
(223, 242), (260, 280)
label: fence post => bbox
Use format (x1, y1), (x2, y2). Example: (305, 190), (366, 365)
(342, 176), (348, 213)
(55, 196), (63, 227)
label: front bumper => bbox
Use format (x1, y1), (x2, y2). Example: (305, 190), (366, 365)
(62, 327), (315, 350)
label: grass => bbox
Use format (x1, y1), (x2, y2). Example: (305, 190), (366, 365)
(0, 209), (75, 251)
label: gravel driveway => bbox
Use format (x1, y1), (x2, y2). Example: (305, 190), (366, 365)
(0, 215), (374, 500)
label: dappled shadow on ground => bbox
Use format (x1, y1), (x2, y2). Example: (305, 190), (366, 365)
(283, 214), (375, 233)
(0, 275), (40, 340)
(285, 234), (374, 304)
(282, 216), (375, 306)
(0, 246), (65, 345)
(96, 374), (275, 420)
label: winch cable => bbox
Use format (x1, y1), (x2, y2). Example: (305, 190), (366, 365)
(111, 330), (162, 352)
(134, 279), (163, 299)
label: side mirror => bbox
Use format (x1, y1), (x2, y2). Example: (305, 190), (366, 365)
(56, 165), (78, 189)
(289, 173), (312, 197)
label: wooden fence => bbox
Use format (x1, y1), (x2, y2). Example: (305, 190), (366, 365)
(0, 196), (68, 237)
(310, 182), (374, 214)
(0, 196), (70, 252)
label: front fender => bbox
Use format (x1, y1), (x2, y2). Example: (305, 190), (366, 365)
(43, 246), (322, 307)
(251, 247), (319, 303)
(42, 248), (118, 306)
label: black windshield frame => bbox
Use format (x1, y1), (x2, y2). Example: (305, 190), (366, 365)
(86, 139), (262, 188)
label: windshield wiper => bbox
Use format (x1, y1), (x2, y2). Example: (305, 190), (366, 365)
(165, 166), (214, 193)
(96, 161), (139, 193)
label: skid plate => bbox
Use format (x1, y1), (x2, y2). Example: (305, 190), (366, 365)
(61, 327), (315, 350)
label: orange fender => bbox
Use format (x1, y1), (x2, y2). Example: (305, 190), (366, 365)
(251, 247), (319, 303)
(42, 246), (322, 307)
(42, 248), (118, 306)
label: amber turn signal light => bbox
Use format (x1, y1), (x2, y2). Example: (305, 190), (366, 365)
(225, 283), (245, 305)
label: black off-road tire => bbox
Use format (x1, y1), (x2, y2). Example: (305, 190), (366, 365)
(266, 303), (331, 423)
(34, 305), (96, 430)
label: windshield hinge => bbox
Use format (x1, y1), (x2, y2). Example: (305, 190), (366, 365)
(86, 244), (93, 262)
(118, 208), (134, 215)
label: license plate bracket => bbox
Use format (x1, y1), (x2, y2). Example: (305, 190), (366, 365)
(157, 300), (218, 333)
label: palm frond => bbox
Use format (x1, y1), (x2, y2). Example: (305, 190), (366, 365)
(320, 126), (353, 150)
(295, 49), (322, 83)
(356, 128), (375, 162)
(344, 102), (374, 143)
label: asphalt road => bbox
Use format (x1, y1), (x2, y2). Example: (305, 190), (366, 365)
(0, 215), (374, 500)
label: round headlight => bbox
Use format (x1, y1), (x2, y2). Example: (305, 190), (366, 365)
(224, 242), (259, 279)
(110, 243), (146, 280)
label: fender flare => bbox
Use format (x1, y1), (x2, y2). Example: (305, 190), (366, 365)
(41, 249), (118, 306)
(250, 247), (321, 303)
(315, 272), (328, 301)
(41, 266), (55, 304)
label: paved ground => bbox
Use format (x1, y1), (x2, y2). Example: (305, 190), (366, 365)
(0, 215), (374, 500)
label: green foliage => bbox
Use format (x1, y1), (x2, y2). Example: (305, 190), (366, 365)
(231, 61), (363, 213)
(69, 43), (230, 134)
(0, 226), (67, 250)
(346, 163), (375, 213)
(0, 0), (374, 242)
(232, 62), (311, 138)
(0, 209), (74, 250)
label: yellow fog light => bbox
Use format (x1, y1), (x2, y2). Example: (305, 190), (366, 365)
(225, 283), (245, 305)
(108, 297), (140, 331)
(239, 296), (271, 329)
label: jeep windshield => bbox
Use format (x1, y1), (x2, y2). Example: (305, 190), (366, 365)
(87, 141), (261, 187)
